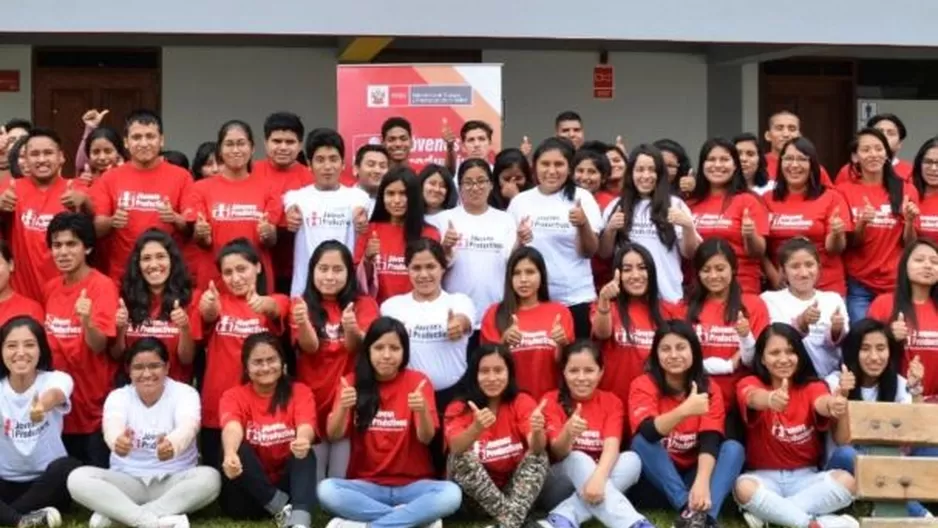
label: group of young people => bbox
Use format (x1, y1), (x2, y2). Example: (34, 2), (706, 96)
(0, 105), (933, 528)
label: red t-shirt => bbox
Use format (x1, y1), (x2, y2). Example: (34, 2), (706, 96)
(4, 177), (91, 303)
(339, 369), (438, 485)
(480, 302), (574, 399)
(219, 382), (317, 484)
(836, 179), (918, 294)
(352, 222), (440, 304)
(90, 161), (192, 284)
(444, 393), (537, 488)
(193, 292), (289, 428)
(867, 293), (938, 396)
(766, 153), (833, 187)
(628, 374), (725, 470)
(0, 291), (44, 327)
(834, 160), (912, 183)
(736, 376), (829, 470)
(691, 294), (769, 408)
(253, 159), (313, 286)
(591, 300), (682, 411)
(122, 292), (203, 383)
(182, 174), (284, 294)
(543, 389), (623, 461)
(688, 192), (769, 294)
(916, 191), (938, 246)
(42, 269), (118, 434)
(764, 190), (853, 295)
(292, 295), (379, 432)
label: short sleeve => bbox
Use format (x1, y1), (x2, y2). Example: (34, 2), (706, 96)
(601, 393), (625, 441)
(746, 194), (771, 236)
(443, 400), (475, 444)
(577, 189), (603, 235)
(699, 385), (725, 434)
(102, 387), (128, 423)
(292, 383), (317, 431)
(866, 294), (893, 323)
(747, 296), (771, 339)
(736, 376), (764, 422)
(89, 173), (115, 217)
(513, 393), (537, 438)
(266, 294), (290, 336)
(354, 295), (380, 332)
(416, 374), (439, 430)
(91, 278), (119, 337)
(828, 191), (854, 234)
(542, 396), (566, 442)
(45, 371), (74, 413)
(453, 294), (477, 328)
(628, 375), (661, 432)
(175, 384), (202, 424)
(218, 387), (246, 428)
(263, 183), (284, 226)
(557, 305), (575, 343)
(186, 291), (204, 342)
(479, 304), (501, 345)
(182, 181), (209, 223)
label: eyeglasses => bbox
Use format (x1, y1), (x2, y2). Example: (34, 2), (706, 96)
(130, 362), (165, 373)
(923, 159), (938, 168)
(461, 180), (490, 189)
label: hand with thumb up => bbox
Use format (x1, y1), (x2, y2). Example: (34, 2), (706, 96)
(341, 302), (361, 336)
(568, 198), (587, 228)
(891, 312), (909, 342)
(678, 170), (696, 194)
(156, 434), (175, 461)
(60, 179), (84, 211)
(550, 314), (569, 347)
(29, 393), (45, 424)
(735, 310), (750, 338)
(111, 205), (130, 230)
(0, 179), (17, 213)
(170, 299), (189, 329)
(599, 269), (621, 301)
(680, 381), (710, 417)
(115, 298), (129, 330)
(285, 204), (302, 233)
(468, 400), (496, 431)
(799, 300), (821, 330)
(908, 354), (925, 391)
(768, 378), (791, 412)
(79, 163), (94, 184)
(503, 314), (523, 347)
(829, 206), (845, 235)
(74, 289), (92, 324)
(903, 194), (920, 221)
(365, 230), (380, 262)
(529, 399), (548, 433)
(199, 281), (221, 317)
(565, 403), (588, 439)
(446, 309), (465, 341)
(838, 364), (856, 396)
(741, 208), (756, 238)
(830, 305), (845, 337)
(114, 427), (134, 457)
(407, 380), (428, 413)
(860, 196), (877, 225)
(338, 377), (357, 410)
(442, 220), (459, 250)
(193, 212), (212, 243)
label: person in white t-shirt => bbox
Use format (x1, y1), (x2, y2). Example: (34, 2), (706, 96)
(284, 130), (371, 297)
(760, 238), (848, 377)
(419, 164), (458, 233)
(0, 316), (80, 528)
(507, 137), (601, 338)
(67, 338), (220, 528)
(440, 159), (518, 351)
(598, 144), (701, 302)
(352, 144), (390, 217)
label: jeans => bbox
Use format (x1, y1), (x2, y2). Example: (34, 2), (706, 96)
(737, 468), (854, 527)
(846, 278), (876, 325)
(631, 435), (744, 520)
(317, 478), (462, 528)
(221, 443), (317, 526)
(313, 439), (350, 482)
(542, 450), (645, 527)
(826, 445), (933, 517)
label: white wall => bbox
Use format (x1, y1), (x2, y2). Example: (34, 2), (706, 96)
(866, 99), (938, 162)
(161, 46), (337, 157)
(0, 45), (32, 123)
(484, 49), (708, 154)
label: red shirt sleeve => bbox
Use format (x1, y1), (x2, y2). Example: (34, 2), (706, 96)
(543, 395), (566, 442)
(601, 393), (625, 441)
(354, 295), (379, 330)
(443, 400), (474, 443)
(746, 295), (770, 339)
(90, 173), (115, 217)
(700, 384), (726, 434)
(662, 301), (686, 320)
(268, 294), (290, 336)
(513, 393), (537, 438)
(219, 386), (246, 428)
(416, 374), (439, 430)
(292, 383), (317, 432)
(867, 294), (893, 323)
(186, 290), (204, 342)
(743, 193), (770, 236)
(422, 225), (441, 242)
(806, 380), (832, 431)
(479, 304), (501, 345)
(182, 181), (208, 223)
(558, 305), (575, 343)
(263, 182), (285, 226)
(91, 277), (118, 337)
(353, 223), (372, 266)
(736, 375), (763, 424)
(628, 375), (661, 432)
(827, 191), (854, 234)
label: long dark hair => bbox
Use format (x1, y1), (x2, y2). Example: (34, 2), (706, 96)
(611, 243), (666, 343)
(216, 120), (254, 173)
(84, 127), (129, 163)
(686, 238), (745, 325)
(853, 127), (904, 216)
(495, 247), (550, 333)
(240, 332), (293, 414)
(772, 137), (825, 202)
(532, 137), (577, 201)
(370, 166), (428, 243)
(216, 238), (268, 296)
(689, 137), (749, 211)
(911, 136), (938, 198)
(118, 337), (170, 387)
(557, 340), (603, 416)
(840, 318), (901, 403)
(732, 133), (769, 189)
(647, 320), (708, 397)
(751, 323), (818, 387)
(120, 229), (193, 328)
(418, 164), (458, 212)
(491, 148), (533, 210)
(455, 344), (520, 412)
(653, 138), (692, 195)
(459, 158), (495, 207)
(891, 238), (938, 330)
(354, 317), (410, 433)
(613, 144), (676, 249)
(0, 316), (52, 378)
(302, 241), (359, 339)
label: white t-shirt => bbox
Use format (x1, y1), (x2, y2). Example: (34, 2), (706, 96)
(760, 289), (849, 377)
(440, 206), (516, 329)
(824, 370), (910, 460)
(283, 184), (372, 297)
(602, 195), (694, 302)
(381, 290), (476, 391)
(507, 186), (602, 305)
(425, 211), (448, 233)
(752, 180), (776, 196)
(0, 370), (73, 482)
(104, 378), (201, 479)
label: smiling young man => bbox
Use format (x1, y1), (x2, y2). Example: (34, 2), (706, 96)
(555, 111), (585, 148)
(89, 110), (192, 284)
(834, 113), (913, 182)
(381, 117), (413, 170)
(763, 110), (832, 185)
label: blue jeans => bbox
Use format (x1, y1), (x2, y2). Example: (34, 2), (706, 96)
(631, 435), (745, 519)
(826, 445), (934, 517)
(846, 278), (876, 324)
(317, 478), (462, 528)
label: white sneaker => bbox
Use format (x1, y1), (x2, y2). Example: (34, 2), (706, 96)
(422, 521), (443, 528)
(88, 513), (112, 528)
(815, 514), (859, 528)
(157, 514), (190, 528)
(324, 519), (368, 528)
(16, 508), (61, 528)
(742, 511), (765, 528)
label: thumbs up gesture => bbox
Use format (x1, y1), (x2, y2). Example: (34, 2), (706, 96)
(468, 400), (496, 431)
(442, 220), (459, 250)
(828, 393), (849, 418)
(78, 163), (94, 185)
(503, 314), (522, 347)
(550, 314), (568, 347)
(606, 210), (625, 231)
(599, 269), (621, 301)
(680, 381), (710, 417)
(29, 393), (45, 423)
(678, 170), (696, 194)
(529, 399), (548, 433)
(156, 434), (175, 461)
(446, 309), (465, 341)
(799, 300), (821, 328)
(60, 179), (84, 211)
(615, 135), (627, 153)
(830, 305), (845, 337)
(285, 204), (302, 233)
(290, 433), (312, 460)
(441, 117), (456, 144)
(247, 286), (270, 315)
(338, 377), (357, 410)
(352, 206), (368, 235)
(365, 230), (381, 262)
(860, 196), (877, 224)
(517, 216), (534, 245)
(838, 364), (856, 397)
(829, 206), (845, 236)
(157, 196), (178, 224)
(193, 212), (212, 243)
(903, 194), (919, 221)
(520, 136), (533, 157)
(341, 302), (360, 335)
(170, 299), (189, 329)
(735, 310), (750, 338)
(667, 205), (693, 228)
(568, 198), (587, 227)
(74, 289), (92, 324)
(769, 378), (790, 412)
(565, 403), (588, 439)
(908, 354), (925, 390)
(200, 280), (221, 314)
(408, 380), (428, 413)
(0, 179), (16, 213)
(291, 297), (309, 327)
(741, 208), (755, 238)
(81, 108), (110, 129)
(257, 211), (275, 243)
(891, 312), (909, 342)
(114, 427), (134, 457)
(115, 298), (129, 330)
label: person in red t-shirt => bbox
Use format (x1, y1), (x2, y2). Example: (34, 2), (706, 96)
(911, 138), (938, 245)
(838, 128), (919, 324)
(113, 229), (200, 383)
(218, 332), (317, 526)
(836, 114), (913, 184)
(194, 238), (289, 468)
(764, 138), (852, 295)
(353, 167), (440, 304)
(539, 341), (651, 528)
(686, 138), (769, 294)
(43, 212), (118, 468)
(183, 120), (283, 294)
(318, 317), (462, 527)
(734, 323), (857, 528)
(0, 240), (44, 327)
(480, 247), (573, 399)
(591, 243), (681, 418)
(629, 320), (744, 528)
(445, 345), (549, 528)
(762, 111), (834, 187)
(292, 240), (378, 481)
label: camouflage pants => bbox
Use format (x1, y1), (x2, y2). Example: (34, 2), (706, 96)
(448, 450), (549, 528)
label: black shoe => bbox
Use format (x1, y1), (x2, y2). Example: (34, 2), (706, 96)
(673, 509), (709, 528)
(17, 508), (61, 528)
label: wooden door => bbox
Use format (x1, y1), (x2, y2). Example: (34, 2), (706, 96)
(762, 74), (854, 175)
(33, 68), (160, 175)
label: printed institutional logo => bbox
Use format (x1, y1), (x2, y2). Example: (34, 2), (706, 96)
(20, 209), (53, 232)
(367, 85), (389, 108)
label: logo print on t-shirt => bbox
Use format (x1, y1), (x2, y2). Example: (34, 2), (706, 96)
(614, 327), (654, 348)
(514, 330), (554, 350)
(695, 324), (739, 347)
(117, 191), (164, 212)
(20, 209), (53, 232)
(44, 314), (81, 338)
(770, 214), (812, 230)
(215, 316), (267, 337)
(474, 436), (524, 463)
(573, 429), (603, 452)
(212, 203), (261, 222)
(770, 419), (813, 445)
(369, 410), (407, 432)
(245, 422), (295, 447)
(127, 319), (179, 339)
(532, 215), (570, 231)
(663, 431), (697, 453)
(693, 214), (732, 229)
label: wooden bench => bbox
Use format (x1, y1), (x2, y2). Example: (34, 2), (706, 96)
(846, 401), (938, 527)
